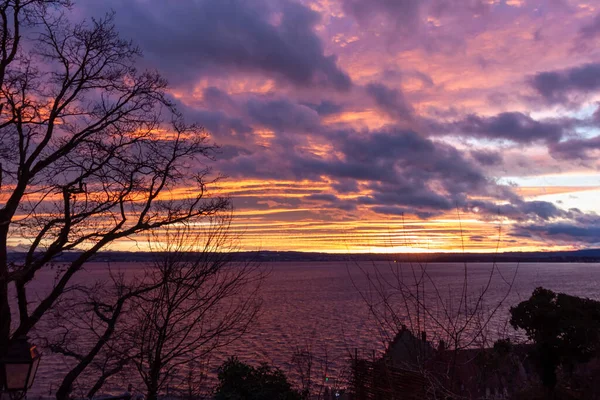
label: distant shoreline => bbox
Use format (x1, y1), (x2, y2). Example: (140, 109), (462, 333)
(9, 248), (600, 263)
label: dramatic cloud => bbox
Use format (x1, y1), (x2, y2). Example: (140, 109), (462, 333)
(66, 0), (600, 251)
(468, 200), (570, 222)
(246, 98), (321, 132)
(513, 223), (600, 244)
(305, 194), (356, 211)
(549, 135), (600, 160)
(171, 97), (254, 142)
(304, 101), (345, 116)
(341, 0), (489, 31)
(84, 0), (351, 90)
(434, 112), (568, 144)
(530, 63), (600, 104)
(365, 83), (413, 122)
(222, 127), (497, 218)
(470, 150), (503, 166)
(178, 88), (326, 140)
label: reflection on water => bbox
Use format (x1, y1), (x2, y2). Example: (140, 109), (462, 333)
(26, 261), (600, 397)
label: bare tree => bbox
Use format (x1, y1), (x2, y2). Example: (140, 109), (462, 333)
(0, 0), (229, 354)
(291, 343), (332, 400)
(42, 270), (153, 400)
(349, 219), (519, 396)
(43, 215), (264, 400)
(129, 217), (264, 400)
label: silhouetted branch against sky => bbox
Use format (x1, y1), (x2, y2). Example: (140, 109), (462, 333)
(2, 0), (600, 351)
(0, 0), (229, 350)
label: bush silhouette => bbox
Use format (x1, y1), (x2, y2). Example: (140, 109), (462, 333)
(215, 357), (302, 400)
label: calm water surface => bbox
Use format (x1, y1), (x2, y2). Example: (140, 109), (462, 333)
(27, 261), (600, 397)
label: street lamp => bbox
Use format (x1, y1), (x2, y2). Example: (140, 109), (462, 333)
(0, 337), (41, 399)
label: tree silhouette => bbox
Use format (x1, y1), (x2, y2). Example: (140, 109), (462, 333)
(510, 287), (600, 390)
(45, 218), (264, 400)
(0, 0), (228, 353)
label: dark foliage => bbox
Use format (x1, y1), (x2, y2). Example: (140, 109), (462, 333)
(510, 287), (600, 389)
(493, 338), (513, 356)
(214, 357), (302, 400)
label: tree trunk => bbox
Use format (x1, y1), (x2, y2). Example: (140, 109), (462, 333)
(55, 382), (72, 400)
(146, 360), (162, 400)
(146, 384), (158, 400)
(0, 222), (11, 355)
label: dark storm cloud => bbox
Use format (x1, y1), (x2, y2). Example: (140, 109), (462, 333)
(530, 63), (600, 103)
(365, 83), (413, 122)
(84, 0), (351, 90)
(549, 135), (600, 160)
(435, 112), (567, 143)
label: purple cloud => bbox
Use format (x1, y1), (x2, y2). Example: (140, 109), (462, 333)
(470, 149), (503, 166)
(342, 0), (420, 29)
(365, 83), (413, 122)
(82, 0), (351, 90)
(549, 135), (600, 160)
(530, 63), (600, 104)
(579, 12), (600, 39)
(433, 112), (569, 144)
(512, 222), (600, 244)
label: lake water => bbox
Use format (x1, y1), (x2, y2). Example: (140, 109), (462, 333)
(26, 261), (600, 398)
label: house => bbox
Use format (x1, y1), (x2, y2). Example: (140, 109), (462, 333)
(351, 328), (541, 399)
(382, 326), (434, 370)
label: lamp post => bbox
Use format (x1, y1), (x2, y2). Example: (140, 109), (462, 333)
(0, 337), (41, 400)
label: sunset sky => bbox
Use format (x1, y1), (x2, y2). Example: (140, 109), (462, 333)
(74, 0), (600, 253)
